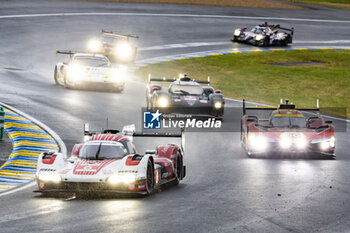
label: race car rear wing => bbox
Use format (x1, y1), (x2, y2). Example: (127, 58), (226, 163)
(262, 23), (294, 35)
(56, 50), (104, 58)
(56, 50), (75, 56)
(83, 123), (185, 152)
(101, 30), (139, 40)
(277, 26), (294, 35)
(243, 99), (320, 115)
(122, 124), (185, 152)
(148, 74), (210, 86)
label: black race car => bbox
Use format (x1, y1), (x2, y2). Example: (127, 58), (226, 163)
(232, 22), (294, 47)
(87, 30), (138, 64)
(146, 74), (225, 117)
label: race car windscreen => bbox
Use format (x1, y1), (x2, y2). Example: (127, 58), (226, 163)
(102, 35), (124, 45)
(73, 56), (110, 67)
(252, 28), (264, 34)
(170, 84), (203, 95)
(79, 141), (128, 160)
(271, 115), (306, 128)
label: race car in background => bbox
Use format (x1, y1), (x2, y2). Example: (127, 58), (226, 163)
(87, 30), (138, 64)
(232, 22), (294, 47)
(241, 99), (335, 158)
(54, 50), (126, 92)
(35, 124), (185, 196)
(146, 74), (225, 117)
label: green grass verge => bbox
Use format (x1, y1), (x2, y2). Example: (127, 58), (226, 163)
(280, 0), (350, 10)
(136, 49), (350, 118)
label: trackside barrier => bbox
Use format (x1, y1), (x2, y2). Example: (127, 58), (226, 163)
(0, 106), (4, 141)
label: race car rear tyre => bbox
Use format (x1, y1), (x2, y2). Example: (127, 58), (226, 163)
(264, 38), (269, 47)
(175, 153), (183, 185)
(146, 99), (150, 110)
(114, 86), (124, 93)
(240, 120), (244, 143)
(54, 66), (59, 85)
(145, 159), (154, 195)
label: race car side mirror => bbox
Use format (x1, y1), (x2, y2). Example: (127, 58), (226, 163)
(247, 116), (258, 122)
(145, 150), (156, 154)
(215, 90), (221, 93)
(60, 66), (65, 73)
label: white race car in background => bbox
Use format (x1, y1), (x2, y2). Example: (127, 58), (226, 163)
(54, 51), (126, 92)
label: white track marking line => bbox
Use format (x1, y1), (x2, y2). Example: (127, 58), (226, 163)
(139, 42), (232, 51)
(0, 12), (350, 23)
(0, 182), (35, 197)
(139, 40), (350, 51)
(0, 102), (67, 155)
(294, 40), (350, 44)
(0, 102), (67, 197)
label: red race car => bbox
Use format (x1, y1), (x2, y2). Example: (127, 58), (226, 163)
(241, 99), (335, 158)
(35, 124), (185, 196)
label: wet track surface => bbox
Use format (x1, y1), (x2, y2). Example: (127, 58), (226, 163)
(0, 1), (350, 232)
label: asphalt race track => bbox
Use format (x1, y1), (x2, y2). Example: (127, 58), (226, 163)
(0, 1), (350, 232)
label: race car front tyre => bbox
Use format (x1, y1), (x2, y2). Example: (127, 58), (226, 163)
(54, 66), (59, 85)
(145, 159), (154, 195)
(113, 86), (124, 93)
(64, 78), (73, 89)
(258, 37), (269, 47)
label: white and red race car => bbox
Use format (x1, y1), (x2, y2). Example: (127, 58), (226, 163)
(35, 125), (185, 196)
(54, 50), (126, 92)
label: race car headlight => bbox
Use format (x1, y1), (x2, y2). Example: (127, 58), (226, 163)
(255, 34), (264, 41)
(248, 133), (269, 151)
(295, 134), (307, 149)
(38, 173), (61, 183)
(279, 133), (292, 149)
(84, 135), (90, 142)
(111, 67), (126, 83)
(312, 136), (336, 150)
(114, 42), (133, 61)
(67, 64), (84, 80)
(158, 97), (169, 108)
(88, 39), (103, 53)
(108, 173), (136, 184)
(214, 102), (222, 109)
(234, 29), (241, 36)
